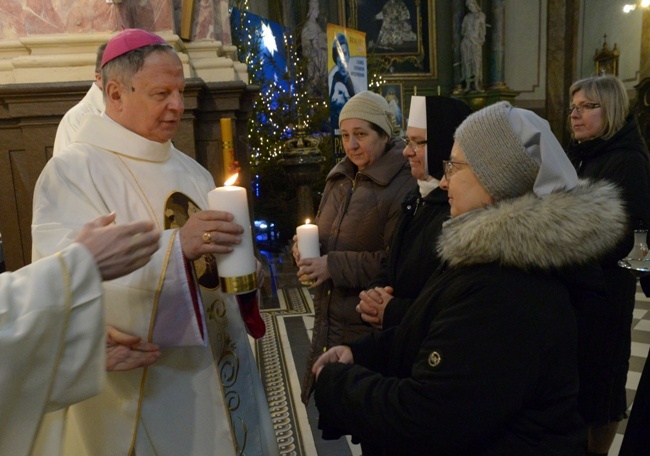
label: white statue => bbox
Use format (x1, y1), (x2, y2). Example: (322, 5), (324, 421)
(375, 0), (417, 48)
(301, 0), (328, 96)
(460, 0), (486, 92)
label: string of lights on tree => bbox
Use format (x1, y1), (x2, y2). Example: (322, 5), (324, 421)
(229, 1), (387, 169)
(228, 1), (387, 246)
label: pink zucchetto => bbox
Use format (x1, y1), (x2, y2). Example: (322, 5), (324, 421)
(101, 29), (167, 68)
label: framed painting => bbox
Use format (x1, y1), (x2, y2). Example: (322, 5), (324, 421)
(339, 0), (436, 80)
(381, 83), (405, 132)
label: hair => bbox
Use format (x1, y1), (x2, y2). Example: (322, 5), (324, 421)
(94, 43), (108, 74)
(332, 33), (349, 64)
(367, 121), (390, 141)
(569, 75), (629, 141)
(101, 43), (174, 91)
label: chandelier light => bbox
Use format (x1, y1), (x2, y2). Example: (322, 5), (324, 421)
(624, 0), (650, 13)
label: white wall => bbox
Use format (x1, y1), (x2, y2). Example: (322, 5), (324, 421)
(578, 0), (643, 89)
(504, 0), (547, 102)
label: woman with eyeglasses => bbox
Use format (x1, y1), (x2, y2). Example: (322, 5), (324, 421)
(292, 90), (414, 404)
(566, 75), (650, 456)
(357, 96), (471, 332)
(311, 102), (625, 455)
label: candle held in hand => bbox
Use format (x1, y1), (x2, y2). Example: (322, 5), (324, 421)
(296, 219), (320, 259)
(207, 174), (257, 294)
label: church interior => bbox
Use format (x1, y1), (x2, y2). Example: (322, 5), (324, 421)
(1, 0), (650, 455)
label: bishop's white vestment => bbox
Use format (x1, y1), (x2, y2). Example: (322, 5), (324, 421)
(31, 114), (278, 456)
(52, 83), (105, 156)
(0, 244), (104, 456)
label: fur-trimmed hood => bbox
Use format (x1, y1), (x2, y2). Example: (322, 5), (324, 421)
(437, 180), (626, 270)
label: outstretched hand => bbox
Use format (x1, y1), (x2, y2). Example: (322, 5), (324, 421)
(106, 326), (161, 371)
(75, 213), (160, 281)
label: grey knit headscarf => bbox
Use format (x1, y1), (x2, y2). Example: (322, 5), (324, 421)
(454, 101), (578, 201)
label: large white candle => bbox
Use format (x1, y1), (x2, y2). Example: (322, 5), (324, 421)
(296, 219), (320, 259)
(207, 174), (257, 294)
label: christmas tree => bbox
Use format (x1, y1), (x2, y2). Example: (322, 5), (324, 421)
(230, 2), (332, 249)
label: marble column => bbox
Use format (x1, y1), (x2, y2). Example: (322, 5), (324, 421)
(451, 0), (466, 93)
(642, 8), (650, 79)
(546, 0), (578, 144)
(488, 0), (507, 89)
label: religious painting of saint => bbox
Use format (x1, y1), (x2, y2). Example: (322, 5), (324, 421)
(327, 24), (368, 160)
(381, 83), (404, 132)
(340, 0), (436, 80)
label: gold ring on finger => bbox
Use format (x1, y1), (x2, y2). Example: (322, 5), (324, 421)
(203, 231), (213, 244)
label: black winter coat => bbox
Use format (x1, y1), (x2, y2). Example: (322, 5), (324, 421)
(370, 185), (450, 328)
(566, 115), (650, 424)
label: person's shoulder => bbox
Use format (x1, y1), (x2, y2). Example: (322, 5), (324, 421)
(60, 104), (99, 130)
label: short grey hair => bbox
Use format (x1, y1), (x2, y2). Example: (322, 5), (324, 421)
(101, 43), (174, 91)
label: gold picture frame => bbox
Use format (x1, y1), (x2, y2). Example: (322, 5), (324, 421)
(593, 35), (619, 77)
(339, 0), (437, 80)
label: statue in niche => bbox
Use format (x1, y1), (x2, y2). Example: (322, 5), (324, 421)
(374, 0), (417, 48)
(301, 0), (328, 96)
(460, 0), (486, 92)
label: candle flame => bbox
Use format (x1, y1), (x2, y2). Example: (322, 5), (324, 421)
(224, 173), (238, 186)
(305, 219), (311, 224)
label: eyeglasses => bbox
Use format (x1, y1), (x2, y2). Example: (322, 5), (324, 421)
(400, 137), (427, 152)
(442, 160), (470, 180)
(567, 103), (601, 115)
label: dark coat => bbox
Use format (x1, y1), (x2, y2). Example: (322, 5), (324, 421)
(315, 180), (627, 455)
(369, 185), (450, 328)
(566, 115), (650, 424)
(302, 139), (414, 403)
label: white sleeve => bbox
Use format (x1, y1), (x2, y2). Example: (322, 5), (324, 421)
(0, 243), (104, 455)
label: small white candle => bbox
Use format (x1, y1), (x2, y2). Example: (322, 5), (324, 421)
(207, 174), (256, 294)
(296, 219), (320, 259)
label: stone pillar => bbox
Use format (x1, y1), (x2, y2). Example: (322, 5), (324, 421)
(641, 8), (650, 79)
(546, 0), (579, 144)
(488, 0), (507, 89)
(452, 0), (466, 93)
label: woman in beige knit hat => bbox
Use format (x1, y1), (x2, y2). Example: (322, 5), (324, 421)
(311, 101), (626, 455)
(292, 90), (414, 404)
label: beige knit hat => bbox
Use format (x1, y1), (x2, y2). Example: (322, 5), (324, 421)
(454, 101), (578, 201)
(339, 90), (395, 138)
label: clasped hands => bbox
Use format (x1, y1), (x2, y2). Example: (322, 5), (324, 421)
(310, 285), (396, 382)
(356, 286), (394, 329)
